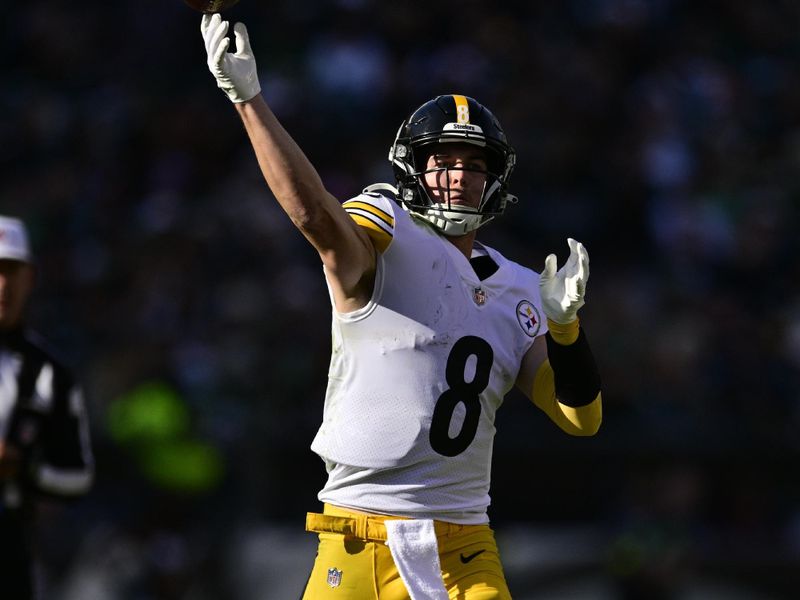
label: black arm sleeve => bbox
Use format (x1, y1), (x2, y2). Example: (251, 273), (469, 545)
(544, 327), (601, 407)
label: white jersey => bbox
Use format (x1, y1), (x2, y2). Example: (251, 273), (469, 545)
(311, 187), (548, 524)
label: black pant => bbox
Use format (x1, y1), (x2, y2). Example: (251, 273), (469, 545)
(0, 511), (35, 600)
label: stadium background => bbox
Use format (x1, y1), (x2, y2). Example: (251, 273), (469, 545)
(3, 0), (800, 597)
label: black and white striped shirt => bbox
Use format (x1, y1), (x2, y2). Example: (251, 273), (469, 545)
(0, 329), (93, 510)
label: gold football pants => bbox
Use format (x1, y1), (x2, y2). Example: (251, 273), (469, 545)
(301, 504), (512, 599)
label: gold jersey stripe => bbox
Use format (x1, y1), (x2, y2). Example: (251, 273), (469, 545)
(349, 214), (393, 253)
(346, 209), (393, 236)
(343, 201), (395, 228)
(453, 94), (470, 124)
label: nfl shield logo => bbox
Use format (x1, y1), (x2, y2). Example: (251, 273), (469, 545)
(327, 567), (343, 588)
(473, 287), (486, 305)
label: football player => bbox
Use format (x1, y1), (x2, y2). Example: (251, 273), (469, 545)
(201, 14), (601, 600)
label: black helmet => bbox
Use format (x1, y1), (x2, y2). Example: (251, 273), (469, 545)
(389, 94), (516, 235)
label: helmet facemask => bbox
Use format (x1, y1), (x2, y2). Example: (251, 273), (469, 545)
(389, 95), (517, 237)
(404, 149), (509, 236)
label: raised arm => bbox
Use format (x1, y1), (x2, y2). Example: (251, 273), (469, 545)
(516, 239), (602, 436)
(200, 14), (375, 313)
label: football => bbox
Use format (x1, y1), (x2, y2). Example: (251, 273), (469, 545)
(183, 0), (240, 13)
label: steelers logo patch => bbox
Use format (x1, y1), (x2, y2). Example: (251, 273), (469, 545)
(516, 300), (541, 337)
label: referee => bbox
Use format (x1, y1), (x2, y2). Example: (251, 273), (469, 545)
(0, 216), (94, 599)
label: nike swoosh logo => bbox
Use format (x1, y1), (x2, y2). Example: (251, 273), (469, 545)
(460, 549), (486, 564)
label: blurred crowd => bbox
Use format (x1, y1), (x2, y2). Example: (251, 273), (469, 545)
(3, 0), (800, 597)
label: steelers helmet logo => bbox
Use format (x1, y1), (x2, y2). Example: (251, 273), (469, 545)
(516, 300), (540, 337)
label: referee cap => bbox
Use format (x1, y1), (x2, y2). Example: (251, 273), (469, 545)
(0, 216), (32, 263)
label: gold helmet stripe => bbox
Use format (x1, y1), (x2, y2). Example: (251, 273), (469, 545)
(453, 95), (470, 124)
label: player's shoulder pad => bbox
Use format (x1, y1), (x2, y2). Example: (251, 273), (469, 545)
(342, 183), (398, 253)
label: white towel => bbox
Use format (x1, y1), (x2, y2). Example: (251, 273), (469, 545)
(384, 519), (449, 600)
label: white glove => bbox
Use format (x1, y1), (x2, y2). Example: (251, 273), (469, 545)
(539, 238), (590, 325)
(201, 13), (261, 103)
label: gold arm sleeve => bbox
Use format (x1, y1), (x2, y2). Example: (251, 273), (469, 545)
(532, 359), (602, 436)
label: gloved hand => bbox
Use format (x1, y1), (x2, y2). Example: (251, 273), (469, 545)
(539, 238), (589, 325)
(201, 13), (261, 103)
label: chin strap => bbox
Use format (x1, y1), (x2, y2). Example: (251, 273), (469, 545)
(419, 205), (488, 236)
